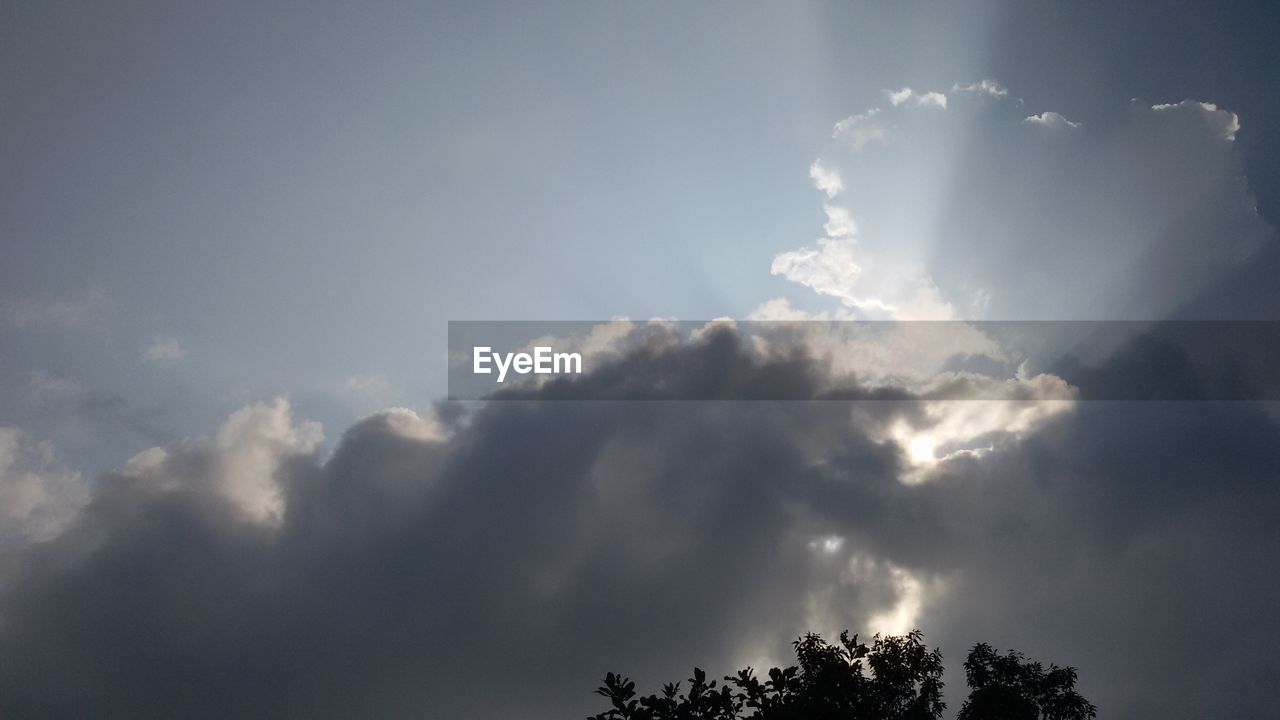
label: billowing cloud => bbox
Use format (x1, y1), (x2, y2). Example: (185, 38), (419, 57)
(771, 237), (865, 308)
(114, 398), (324, 525)
(1, 79), (1277, 720)
(822, 203), (858, 238)
(0, 427), (86, 543)
(1150, 100), (1240, 141)
(809, 160), (844, 198)
(210, 398), (323, 523)
(1, 325), (1277, 719)
(771, 85), (1274, 321)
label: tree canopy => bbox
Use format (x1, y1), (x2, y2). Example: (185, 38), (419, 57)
(958, 643), (1096, 720)
(589, 630), (1095, 720)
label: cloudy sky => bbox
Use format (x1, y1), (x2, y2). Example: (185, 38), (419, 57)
(3, 1), (1280, 718)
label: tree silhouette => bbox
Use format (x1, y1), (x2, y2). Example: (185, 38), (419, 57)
(957, 643), (1096, 720)
(589, 631), (1094, 720)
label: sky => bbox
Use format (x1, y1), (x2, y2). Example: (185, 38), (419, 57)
(3, 1), (1280, 718)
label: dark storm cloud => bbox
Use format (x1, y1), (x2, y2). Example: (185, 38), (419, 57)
(1, 328), (1279, 719)
(919, 396), (1280, 718)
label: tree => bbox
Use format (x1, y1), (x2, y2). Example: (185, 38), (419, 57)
(957, 643), (1096, 720)
(590, 630), (944, 720)
(589, 631), (1094, 720)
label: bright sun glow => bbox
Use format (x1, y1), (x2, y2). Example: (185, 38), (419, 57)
(907, 435), (936, 465)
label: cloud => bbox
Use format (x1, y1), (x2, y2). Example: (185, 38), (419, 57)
(342, 373), (396, 407)
(0, 333), (945, 717)
(887, 88), (914, 106)
(111, 398), (325, 525)
(951, 79), (1008, 98)
(1150, 99), (1240, 141)
(887, 87), (948, 109)
(143, 335), (186, 362)
(769, 232), (957, 319)
(831, 109), (888, 151)
(4, 323), (1276, 717)
(822, 204), (858, 238)
(2, 79), (1279, 720)
(0, 292), (103, 329)
(210, 398), (323, 523)
(27, 370), (80, 398)
(0, 427), (87, 543)
(1023, 111), (1082, 130)
(770, 238), (864, 307)
(776, 84), (1274, 321)
(809, 160), (844, 198)
(747, 297), (829, 321)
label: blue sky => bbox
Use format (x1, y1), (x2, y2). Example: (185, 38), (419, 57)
(0, 1), (1007, 470)
(4, 2), (1277, 450)
(7, 1), (1278, 478)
